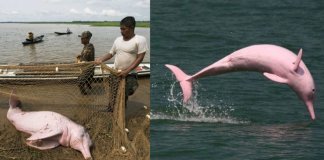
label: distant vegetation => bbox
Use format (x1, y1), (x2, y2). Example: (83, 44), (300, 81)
(2, 21), (150, 28)
(71, 21), (150, 28)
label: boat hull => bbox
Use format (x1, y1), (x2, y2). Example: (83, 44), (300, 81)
(22, 35), (44, 45)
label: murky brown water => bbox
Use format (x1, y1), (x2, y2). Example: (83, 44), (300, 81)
(0, 23), (150, 64)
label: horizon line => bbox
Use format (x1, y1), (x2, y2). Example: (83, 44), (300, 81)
(0, 20), (150, 23)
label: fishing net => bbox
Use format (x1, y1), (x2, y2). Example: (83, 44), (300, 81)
(0, 62), (149, 160)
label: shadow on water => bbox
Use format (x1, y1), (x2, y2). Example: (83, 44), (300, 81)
(28, 44), (36, 54)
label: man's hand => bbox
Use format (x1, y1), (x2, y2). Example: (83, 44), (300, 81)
(76, 55), (81, 63)
(95, 53), (113, 65)
(94, 58), (102, 65)
(117, 70), (128, 77)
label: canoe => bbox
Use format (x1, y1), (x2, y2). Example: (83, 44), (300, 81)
(55, 32), (72, 35)
(22, 35), (44, 45)
(0, 63), (150, 81)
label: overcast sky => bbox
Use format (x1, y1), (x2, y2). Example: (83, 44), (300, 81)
(0, 0), (150, 22)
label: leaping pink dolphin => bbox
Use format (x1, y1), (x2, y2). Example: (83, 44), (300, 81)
(7, 89), (93, 159)
(165, 44), (316, 120)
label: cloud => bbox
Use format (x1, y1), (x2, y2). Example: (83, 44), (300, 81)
(83, 8), (126, 17)
(70, 8), (80, 14)
(0, 0), (149, 21)
(86, 0), (103, 5)
(135, 0), (150, 8)
(43, 0), (62, 3)
(2, 10), (19, 15)
(40, 10), (50, 14)
(84, 7), (98, 15)
(101, 9), (126, 17)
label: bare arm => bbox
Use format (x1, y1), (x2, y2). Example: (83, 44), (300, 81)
(95, 53), (113, 64)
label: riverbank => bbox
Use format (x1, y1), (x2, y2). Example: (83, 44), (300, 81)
(0, 21), (150, 28)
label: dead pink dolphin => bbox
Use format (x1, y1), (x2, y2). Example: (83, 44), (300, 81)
(165, 44), (316, 120)
(7, 90), (92, 159)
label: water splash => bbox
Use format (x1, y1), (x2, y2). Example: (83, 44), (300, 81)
(152, 81), (249, 124)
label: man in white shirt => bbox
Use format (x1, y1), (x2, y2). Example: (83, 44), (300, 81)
(96, 16), (149, 107)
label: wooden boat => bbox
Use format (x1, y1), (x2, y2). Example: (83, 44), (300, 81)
(55, 32), (72, 35)
(22, 35), (44, 45)
(0, 63), (150, 81)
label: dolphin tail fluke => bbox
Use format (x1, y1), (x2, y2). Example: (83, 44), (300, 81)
(165, 64), (193, 102)
(9, 89), (21, 108)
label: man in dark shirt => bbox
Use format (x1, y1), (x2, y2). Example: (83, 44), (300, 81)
(77, 31), (95, 95)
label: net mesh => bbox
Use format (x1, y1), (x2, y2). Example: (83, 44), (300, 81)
(0, 62), (149, 160)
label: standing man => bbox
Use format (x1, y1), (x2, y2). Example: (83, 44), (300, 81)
(96, 16), (149, 103)
(77, 31), (95, 95)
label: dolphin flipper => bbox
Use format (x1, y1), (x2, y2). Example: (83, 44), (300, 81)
(27, 128), (62, 141)
(263, 72), (288, 84)
(26, 129), (62, 150)
(26, 138), (60, 150)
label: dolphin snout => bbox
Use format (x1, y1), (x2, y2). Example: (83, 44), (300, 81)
(306, 101), (315, 120)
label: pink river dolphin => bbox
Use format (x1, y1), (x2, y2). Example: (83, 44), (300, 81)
(165, 44), (316, 120)
(7, 90), (92, 159)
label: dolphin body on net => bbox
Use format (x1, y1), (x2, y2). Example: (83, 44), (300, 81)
(165, 44), (316, 120)
(7, 89), (93, 159)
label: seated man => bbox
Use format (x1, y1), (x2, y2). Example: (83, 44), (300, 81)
(26, 32), (34, 41)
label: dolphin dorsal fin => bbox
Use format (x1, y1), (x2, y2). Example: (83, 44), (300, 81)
(293, 48), (303, 71)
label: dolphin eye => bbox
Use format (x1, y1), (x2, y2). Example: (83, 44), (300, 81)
(312, 89), (315, 92)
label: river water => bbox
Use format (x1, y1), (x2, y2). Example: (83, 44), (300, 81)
(151, 0), (324, 159)
(0, 23), (150, 64)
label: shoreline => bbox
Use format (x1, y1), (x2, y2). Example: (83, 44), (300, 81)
(0, 21), (150, 28)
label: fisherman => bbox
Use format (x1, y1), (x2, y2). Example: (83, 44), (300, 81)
(76, 31), (95, 95)
(96, 16), (149, 110)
